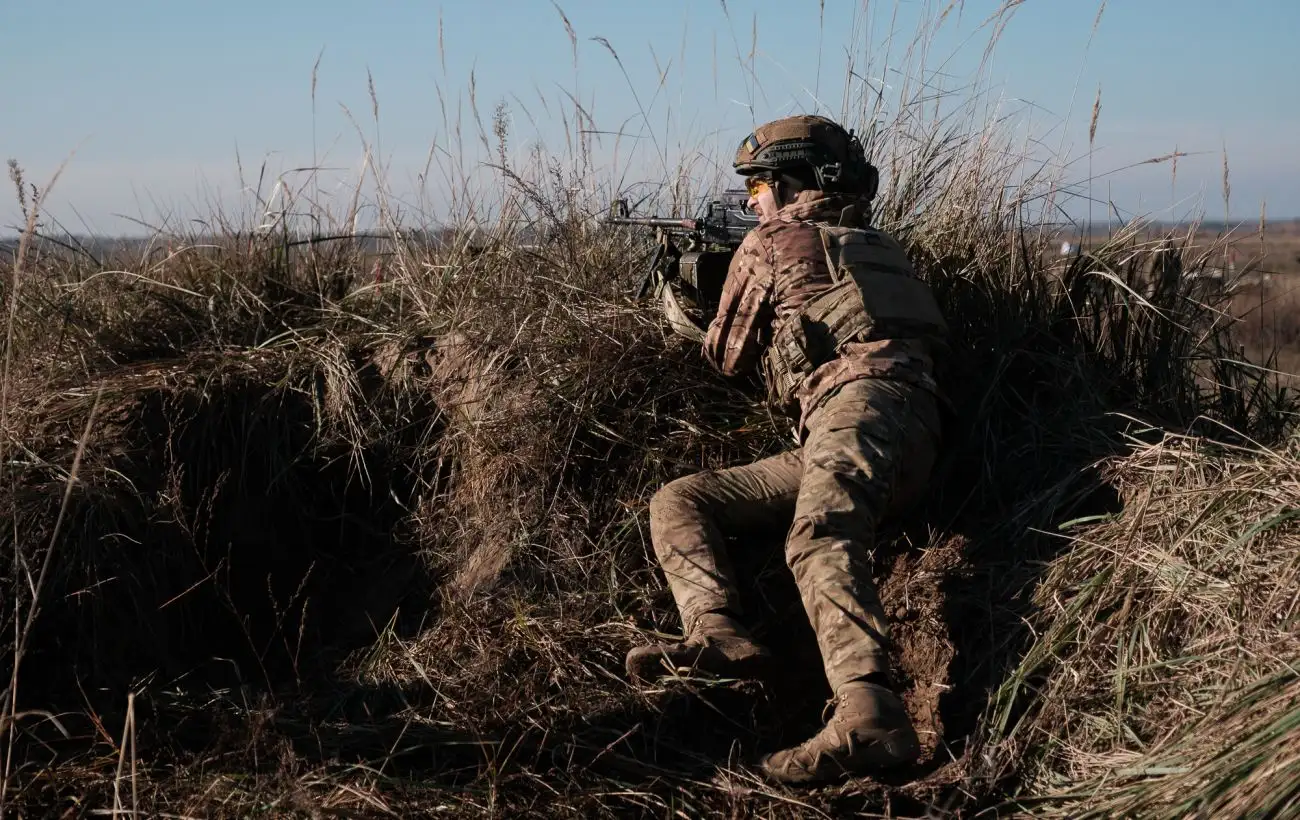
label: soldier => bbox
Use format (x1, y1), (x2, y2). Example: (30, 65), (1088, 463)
(625, 115), (949, 785)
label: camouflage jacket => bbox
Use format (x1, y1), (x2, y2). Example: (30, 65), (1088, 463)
(702, 190), (942, 432)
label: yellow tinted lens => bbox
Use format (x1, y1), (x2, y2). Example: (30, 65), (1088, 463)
(745, 176), (769, 196)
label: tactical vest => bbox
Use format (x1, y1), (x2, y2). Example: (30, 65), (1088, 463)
(761, 225), (948, 411)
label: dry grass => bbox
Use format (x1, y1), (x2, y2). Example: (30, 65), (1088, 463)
(3, 3), (1298, 817)
(986, 436), (1300, 817)
(1230, 276), (1300, 383)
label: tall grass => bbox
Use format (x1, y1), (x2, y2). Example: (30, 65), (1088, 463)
(2, 1), (1296, 816)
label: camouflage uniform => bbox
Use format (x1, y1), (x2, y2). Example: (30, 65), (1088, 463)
(627, 115), (948, 784)
(647, 190), (943, 691)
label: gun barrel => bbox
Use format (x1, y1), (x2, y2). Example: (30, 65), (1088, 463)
(603, 215), (699, 231)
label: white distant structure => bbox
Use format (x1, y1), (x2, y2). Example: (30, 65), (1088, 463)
(1195, 257), (1237, 282)
(1060, 241), (1074, 255)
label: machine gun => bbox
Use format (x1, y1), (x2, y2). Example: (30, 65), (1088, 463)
(603, 188), (758, 342)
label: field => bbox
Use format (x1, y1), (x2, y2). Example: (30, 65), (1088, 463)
(4, 9), (1300, 820)
(1063, 219), (1300, 380)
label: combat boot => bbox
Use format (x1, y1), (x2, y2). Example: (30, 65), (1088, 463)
(758, 679), (919, 785)
(625, 612), (774, 683)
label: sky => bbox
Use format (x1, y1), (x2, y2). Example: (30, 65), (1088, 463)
(3, 0), (1298, 235)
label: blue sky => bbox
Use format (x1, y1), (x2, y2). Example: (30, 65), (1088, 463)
(3, 0), (1297, 235)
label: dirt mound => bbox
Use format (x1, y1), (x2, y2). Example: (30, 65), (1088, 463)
(879, 535), (966, 765)
(2, 208), (1295, 817)
(5, 344), (440, 701)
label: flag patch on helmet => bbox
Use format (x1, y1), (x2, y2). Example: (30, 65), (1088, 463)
(742, 134), (760, 154)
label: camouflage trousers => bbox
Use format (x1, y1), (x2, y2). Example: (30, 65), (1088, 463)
(648, 377), (941, 691)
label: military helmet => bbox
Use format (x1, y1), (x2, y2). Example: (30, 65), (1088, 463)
(733, 114), (878, 199)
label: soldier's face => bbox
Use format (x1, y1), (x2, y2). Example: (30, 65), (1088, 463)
(745, 177), (779, 222)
